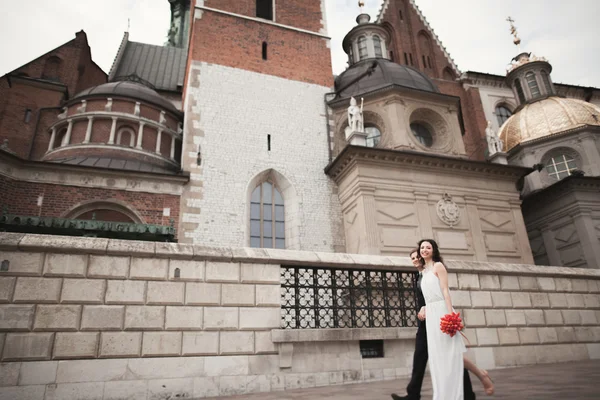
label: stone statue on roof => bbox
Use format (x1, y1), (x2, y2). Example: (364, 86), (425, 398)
(347, 97), (364, 133)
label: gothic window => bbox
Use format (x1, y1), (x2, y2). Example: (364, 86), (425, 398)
(358, 36), (368, 60)
(24, 109), (32, 123)
(541, 70), (553, 95)
(545, 154), (578, 181)
(514, 78), (526, 103)
(256, 0), (273, 20)
(373, 36), (383, 58)
(365, 125), (381, 148)
(410, 123), (433, 147)
(42, 56), (62, 81)
(250, 181), (285, 249)
(495, 105), (512, 127)
(526, 72), (540, 97)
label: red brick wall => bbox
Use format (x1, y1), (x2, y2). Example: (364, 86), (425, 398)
(0, 174), (180, 227)
(0, 31), (107, 161)
(190, 10), (332, 87)
(0, 79), (64, 159)
(203, 0), (324, 33)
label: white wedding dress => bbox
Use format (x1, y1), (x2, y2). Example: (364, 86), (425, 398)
(421, 267), (466, 400)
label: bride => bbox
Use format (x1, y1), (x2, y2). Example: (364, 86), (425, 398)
(418, 238), (467, 400)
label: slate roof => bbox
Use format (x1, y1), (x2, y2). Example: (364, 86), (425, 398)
(49, 156), (181, 175)
(109, 34), (187, 93)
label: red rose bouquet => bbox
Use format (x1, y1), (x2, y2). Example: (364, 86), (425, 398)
(440, 312), (464, 337)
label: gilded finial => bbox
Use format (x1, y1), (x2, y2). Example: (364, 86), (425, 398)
(506, 16), (521, 47)
(358, 1), (365, 13)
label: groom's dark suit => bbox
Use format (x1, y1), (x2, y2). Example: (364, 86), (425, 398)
(392, 272), (476, 400)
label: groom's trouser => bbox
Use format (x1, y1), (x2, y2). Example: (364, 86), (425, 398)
(405, 321), (476, 400)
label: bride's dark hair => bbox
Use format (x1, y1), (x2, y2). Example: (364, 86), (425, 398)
(417, 239), (444, 264)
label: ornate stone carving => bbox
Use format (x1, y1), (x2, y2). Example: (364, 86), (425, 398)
(485, 120), (503, 156)
(436, 193), (460, 227)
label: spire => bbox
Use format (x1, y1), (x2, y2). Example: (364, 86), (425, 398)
(506, 16), (521, 50)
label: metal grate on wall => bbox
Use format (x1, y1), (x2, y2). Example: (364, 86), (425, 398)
(281, 266), (419, 329)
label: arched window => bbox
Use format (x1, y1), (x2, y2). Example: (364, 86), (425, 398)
(495, 105), (512, 127)
(525, 72), (540, 97)
(56, 128), (68, 147)
(358, 36), (368, 60)
(410, 123), (433, 147)
(541, 70), (553, 95)
(514, 78), (526, 103)
(442, 67), (455, 81)
(373, 36), (383, 58)
(545, 153), (578, 181)
(250, 181), (285, 249)
(365, 125), (381, 148)
(42, 56), (62, 81)
(116, 127), (136, 147)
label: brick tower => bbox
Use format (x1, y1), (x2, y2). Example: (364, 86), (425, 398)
(180, 0), (344, 251)
(377, 0), (488, 159)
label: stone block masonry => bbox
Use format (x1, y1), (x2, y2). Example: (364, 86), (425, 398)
(0, 233), (599, 399)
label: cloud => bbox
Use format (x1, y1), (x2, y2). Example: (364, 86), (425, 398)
(1, 0), (598, 87)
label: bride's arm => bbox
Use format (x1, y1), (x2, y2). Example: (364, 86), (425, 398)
(434, 262), (454, 314)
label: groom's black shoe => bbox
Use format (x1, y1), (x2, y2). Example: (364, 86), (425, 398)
(391, 394), (419, 400)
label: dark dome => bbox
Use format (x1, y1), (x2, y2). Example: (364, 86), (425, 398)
(71, 80), (179, 114)
(334, 59), (439, 100)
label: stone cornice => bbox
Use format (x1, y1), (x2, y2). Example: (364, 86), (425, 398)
(325, 145), (532, 182)
(523, 176), (600, 211)
(507, 125), (600, 155)
(0, 150), (189, 195)
(6, 74), (69, 93)
(328, 83), (461, 109)
(1, 232), (599, 279)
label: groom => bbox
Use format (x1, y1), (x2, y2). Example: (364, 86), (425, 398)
(391, 250), (476, 400)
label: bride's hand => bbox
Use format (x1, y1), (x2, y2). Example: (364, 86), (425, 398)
(418, 306), (426, 320)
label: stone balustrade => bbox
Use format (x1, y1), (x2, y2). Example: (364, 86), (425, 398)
(0, 232), (599, 399)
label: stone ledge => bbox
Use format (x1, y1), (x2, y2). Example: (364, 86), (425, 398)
(1, 233), (600, 280)
(270, 327), (417, 343)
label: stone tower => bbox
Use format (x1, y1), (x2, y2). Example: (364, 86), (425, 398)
(167, 0), (191, 48)
(179, 0), (345, 251)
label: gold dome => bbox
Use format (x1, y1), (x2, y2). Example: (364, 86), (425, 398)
(499, 97), (600, 151)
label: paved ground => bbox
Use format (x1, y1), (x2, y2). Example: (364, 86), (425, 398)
(206, 360), (600, 400)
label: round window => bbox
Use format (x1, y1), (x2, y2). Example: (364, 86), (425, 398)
(365, 126), (381, 148)
(410, 123), (433, 147)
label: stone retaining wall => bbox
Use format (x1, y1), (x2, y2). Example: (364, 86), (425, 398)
(0, 233), (599, 399)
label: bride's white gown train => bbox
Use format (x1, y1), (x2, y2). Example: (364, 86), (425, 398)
(421, 267), (467, 400)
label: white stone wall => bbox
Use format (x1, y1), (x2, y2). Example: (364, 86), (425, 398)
(1, 233), (600, 399)
(178, 64), (599, 254)
(181, 62), (345, 252)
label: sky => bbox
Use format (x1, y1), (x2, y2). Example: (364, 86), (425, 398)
(1, 0), (599, 87)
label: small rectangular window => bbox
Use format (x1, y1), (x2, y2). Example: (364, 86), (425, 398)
(256, 0), (273, 20)
(267, 134), (271, 151)
(24, 109), (32, 123)
(262, 42), (268, 60)
(404, 52), (408, 65)
(409, 53), (414, 66)
(360, 340), (384, 358)
(422, 55), (427, 68)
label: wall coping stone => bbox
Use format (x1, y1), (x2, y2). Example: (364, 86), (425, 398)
(1, 233), (600, 279)
(271, 327), (417, 343)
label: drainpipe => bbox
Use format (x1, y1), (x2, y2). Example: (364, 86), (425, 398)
(28, 106), (63, 160)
